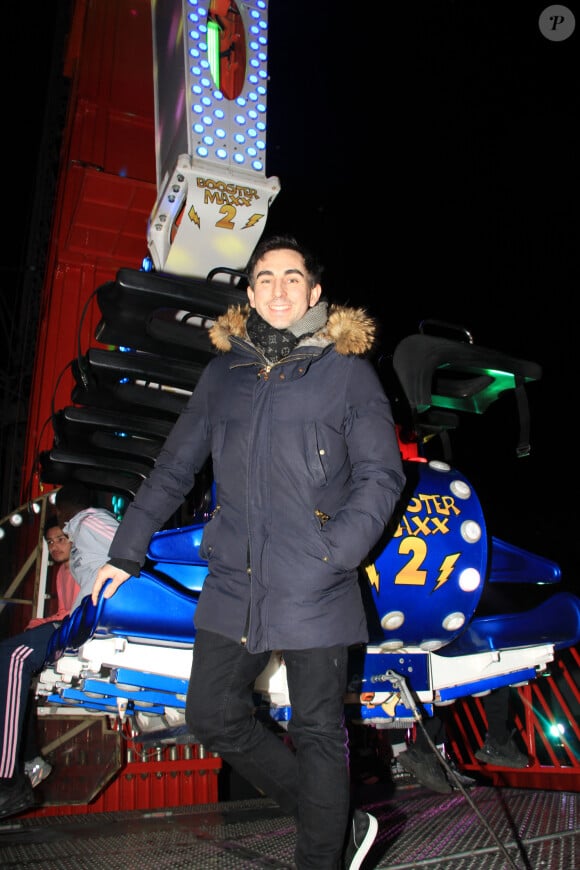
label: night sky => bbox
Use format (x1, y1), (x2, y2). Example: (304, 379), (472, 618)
(263, 1), (578, 585)
(265, 2), (576, 343)
(7, 1), (579, 585)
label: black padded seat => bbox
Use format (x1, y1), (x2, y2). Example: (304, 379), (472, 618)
(392, 332), (542, 457)
(392, 334), (541, 416)
(95, 267), (246, 360)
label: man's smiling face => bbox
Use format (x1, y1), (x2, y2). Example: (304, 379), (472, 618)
(247, 248), (321, 330)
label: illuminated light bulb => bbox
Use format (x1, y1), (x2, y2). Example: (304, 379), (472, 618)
(442, 612), (466, 632)
(458, 567), (481, 592)
(0, 527), (5, 540)
(31, 502), (41, 514)
(48, 492), (57, 504)
(429, 460), (450, 473)
(9, 513), (23, 526)
(380, 611), (405, 631)
(379, 640), (405, 651)
(420, 639), (445, 651)
(461, 520), (481, 543)
(450, 479), (471, 500)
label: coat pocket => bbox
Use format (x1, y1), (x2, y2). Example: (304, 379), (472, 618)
(199, 505), (221, 560)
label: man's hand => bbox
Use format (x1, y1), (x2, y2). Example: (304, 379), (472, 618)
(91, 564), (131, 605)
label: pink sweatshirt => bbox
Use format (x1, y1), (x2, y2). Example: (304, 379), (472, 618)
(25, 563), (80, 629)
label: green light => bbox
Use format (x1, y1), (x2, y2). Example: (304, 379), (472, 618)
(208, 20), (221, 90)
(430, 368), (520, 414)
(111, 494), (126, 522)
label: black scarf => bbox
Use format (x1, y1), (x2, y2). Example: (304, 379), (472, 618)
(246, 302), (328, 364)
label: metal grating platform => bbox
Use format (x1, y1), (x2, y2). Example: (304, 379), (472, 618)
(1, 785), (578, 869)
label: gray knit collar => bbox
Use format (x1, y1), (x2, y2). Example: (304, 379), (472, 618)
(287, 300), (328, 337)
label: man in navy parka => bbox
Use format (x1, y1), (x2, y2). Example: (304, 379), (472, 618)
(92, 234), (405, 870)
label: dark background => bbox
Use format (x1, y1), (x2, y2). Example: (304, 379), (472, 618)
(5, 1), (578, 586)
(265, 1), (578, 590)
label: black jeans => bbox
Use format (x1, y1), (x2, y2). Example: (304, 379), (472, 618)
(186, 629), (351, 870)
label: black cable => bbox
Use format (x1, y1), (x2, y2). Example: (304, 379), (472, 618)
(76, 287), (100, 388)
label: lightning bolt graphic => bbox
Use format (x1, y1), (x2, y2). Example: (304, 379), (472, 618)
(243, 213), (264, 229)
(188, 204), (201, 228)
(365, 562), (380, 592)
(433, 552), (460, 591)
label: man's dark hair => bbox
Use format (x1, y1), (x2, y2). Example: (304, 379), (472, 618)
(54, 483), (94, 516)
(44, 515), (61, 537)
(246, 234), (324, 288)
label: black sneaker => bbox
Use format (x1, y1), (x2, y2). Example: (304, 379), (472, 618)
(390, 757), (417, 786)
(344, 809), (378, 870)
(0, 776), (36, 819)
(444, 757), (477, 789)
(475, 734), (529, 768)
(397, 746), (452, 794)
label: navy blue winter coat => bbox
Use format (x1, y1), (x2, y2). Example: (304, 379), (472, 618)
(108, 303), (406, 653)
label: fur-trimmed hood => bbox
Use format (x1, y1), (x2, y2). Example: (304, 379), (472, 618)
(208, 303), (377, 357)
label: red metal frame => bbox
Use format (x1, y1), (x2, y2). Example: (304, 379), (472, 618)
(448, 647), (580, 790)
(22, 0), (156, 504)
(22, 732), (221, 818)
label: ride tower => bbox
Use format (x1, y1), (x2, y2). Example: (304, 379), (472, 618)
(147, 0), (280, 278)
